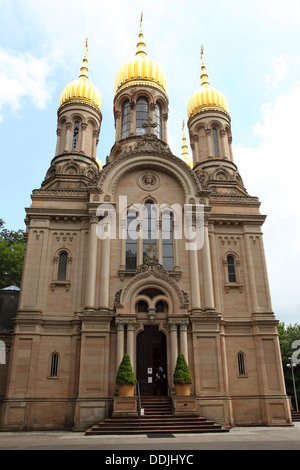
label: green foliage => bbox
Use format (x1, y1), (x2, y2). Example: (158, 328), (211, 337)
(0, 219), (25, 289)
(278, 322), (300, 410)
(116, 353), (137, 385)
(173, 353), (193, 385)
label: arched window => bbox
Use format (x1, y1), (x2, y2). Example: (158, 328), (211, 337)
(121, 100), (130, 139)
(162, 212), (174, 270)
(57, 252), (68, 281)
(126, 210), (138, 269)
(227, 255), (237, 283)
(136, 300), (148, 313)
(143, 202), (157, 261)
(72, 121), (80, 150)
(50, 353), (59, 378)
(136, 97), (149, 135)
(237, 352), (246, 376)
(212, 127), (220, 157)
(154, 102), (162, 139)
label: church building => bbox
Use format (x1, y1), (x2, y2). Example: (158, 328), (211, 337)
(0, 18), (291, 430)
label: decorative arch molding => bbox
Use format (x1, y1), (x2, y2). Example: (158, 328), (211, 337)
(98, 152), (203, 203)
(115, 261), (189, 314)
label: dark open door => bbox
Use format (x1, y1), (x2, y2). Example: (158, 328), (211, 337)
(136, 325), (167, 396)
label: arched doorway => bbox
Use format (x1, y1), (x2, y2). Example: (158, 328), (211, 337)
(136, 325), (167, 396)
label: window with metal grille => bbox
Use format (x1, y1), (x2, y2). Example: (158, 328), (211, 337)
(162, 212), (174, 270)
(154, 102), (162, 139)
(227, 255), (236, 283)
(50, 353), (59, 377)
(126, 211), (138, 269)
(238, 352), (246, 376)
(72, 121), (80, 150)
(57, 252), (68, 281)
(121, 100), (130, 139)
(212, 127), (220, 157)
(136, 97), (149, 135)
(143, 203), (157, 262)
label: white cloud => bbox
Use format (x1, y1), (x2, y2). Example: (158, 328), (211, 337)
(0, 43), (62, 120)
(234, 81), (300, 324)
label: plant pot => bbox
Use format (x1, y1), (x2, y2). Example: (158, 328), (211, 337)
(118, 384), (135, 397)
(175, 384), (190, 396)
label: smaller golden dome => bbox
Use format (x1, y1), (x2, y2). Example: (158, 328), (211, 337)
(96, 157), (103, 171)
(114, 13), (168, 95)
(60, 39), (102, 112)
(181, 120), (192, 168)
(188, 46), (229, 118)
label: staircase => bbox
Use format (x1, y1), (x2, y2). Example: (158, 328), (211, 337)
(86, 396), (230, 435)
(291, 410), (300, 422)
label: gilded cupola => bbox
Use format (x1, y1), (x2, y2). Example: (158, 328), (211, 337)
(114, 14), (168, 96)
(188, 46), (229, 118)
(60, 39), (102, 112)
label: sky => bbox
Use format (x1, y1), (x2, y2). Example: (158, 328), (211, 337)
(0, 0), (300, 325)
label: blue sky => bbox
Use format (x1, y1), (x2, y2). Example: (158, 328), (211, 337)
(1, 0), (300, 324)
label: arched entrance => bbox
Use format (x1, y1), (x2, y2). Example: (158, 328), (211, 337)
(136, 325), (167, 396)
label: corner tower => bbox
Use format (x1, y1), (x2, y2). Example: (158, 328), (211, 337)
(110, 14), (169, 160)
(187, 47), (246, 195)
(42, 40), (103, 189)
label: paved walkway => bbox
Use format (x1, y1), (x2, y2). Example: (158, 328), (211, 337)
(1, 423), (300, 450)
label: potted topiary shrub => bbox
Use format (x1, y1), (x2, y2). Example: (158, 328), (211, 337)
(116, 353), (137, 397)
(173, 353), (193, 396)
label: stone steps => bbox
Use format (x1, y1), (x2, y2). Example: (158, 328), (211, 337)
(86, 396), (230, 435)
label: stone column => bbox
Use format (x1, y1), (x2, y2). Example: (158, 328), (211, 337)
(179, 320), (189, 364)
(191, 135), (199, 165)
(64, 122), (72, 152)
(85, 212), (99, 310)
(55, 128), (61, 156)
(99, 213), (112, 310)
(116, 320), (125, 368)
(79, 123), (87, 154)
(115, 110), (121, 141)
(92, 130), (98, 159)
(205, 129), (213, 157)
(126, 321), (136, 367)
(220, 130), (227, 158)
(162, 113), (168, 144)
(201, 216), (215, 310)
(157, 220), (163, 265)
(130, 102), (136, 136)
(189, 248), (201, 310)
(169, 321), (178, 378)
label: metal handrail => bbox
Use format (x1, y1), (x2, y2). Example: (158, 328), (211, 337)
(167, 380), (175, 423)
(137, 381), (142, 427)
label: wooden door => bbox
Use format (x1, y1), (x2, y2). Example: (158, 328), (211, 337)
(136, 326), (167, 396)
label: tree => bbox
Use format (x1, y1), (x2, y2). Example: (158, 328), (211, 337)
(173, 353), (193, 384)
(0, 219), (25, 289)
(278, 322), (300, 410)
(116, 354), (137, 385)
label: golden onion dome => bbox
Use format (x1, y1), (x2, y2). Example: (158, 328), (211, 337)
(181, 120), (192, 168)
(114, 13), (168, 95)
(60, 39), (102, 112)
(188, 46), (229, 118)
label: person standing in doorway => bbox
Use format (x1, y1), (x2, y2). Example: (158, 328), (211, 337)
(155, 366), (165, 396)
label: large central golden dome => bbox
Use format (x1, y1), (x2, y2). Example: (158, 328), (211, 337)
(188, 47), (229, 118)
(114, 14), (168, 95)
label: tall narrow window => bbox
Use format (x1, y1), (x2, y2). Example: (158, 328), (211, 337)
(143, 202), (157, 261)
(136, 97), (149, 135)
(57, 252), (68, 281)
(212, 127), (220, 157)
(72, 121), (80, 150)
(126, 211), (138, 269)
(154, 102), (162, 139)
(121, 100), (130, 139)
(162, 212), (174, 270)
(238, 352), (246, 376)
(50, 353), (59, 377)
(227, 255), (236, 283)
